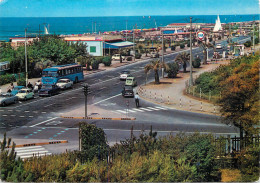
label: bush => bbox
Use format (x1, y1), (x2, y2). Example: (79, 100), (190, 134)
(244, 41), (251, 47)
(166, 62), (179, 78)
(187, 43), (190, 47)
(0, 74), (16, 86)
(17, 78), (26, 86)
(171, 46), (176, 51)
(180, 44), (185, 49)
(192, 57), (201, 68)
(254, 38), (259, 44)
(135, 53), (142, 59)
(102, 56), (112, 66)
(91, 59), (99, 70)
(127, 57), (132, 61)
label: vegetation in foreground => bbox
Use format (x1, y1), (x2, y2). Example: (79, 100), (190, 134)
(1, 123), (259, 182)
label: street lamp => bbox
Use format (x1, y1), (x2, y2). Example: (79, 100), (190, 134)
(189, 17), (193, 86)
(25, 28), (28, 87)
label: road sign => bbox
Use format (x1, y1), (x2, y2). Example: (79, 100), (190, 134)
(197, 31), (205, 40)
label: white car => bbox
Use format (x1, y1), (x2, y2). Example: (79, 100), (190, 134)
(150, 52), (159, 58)
(120, 70), (131, 80)
(16, 88), (34, 100)
(56, 79), (73, 90)
(216, 44), (222, 49)
(112, 54), (125, 61)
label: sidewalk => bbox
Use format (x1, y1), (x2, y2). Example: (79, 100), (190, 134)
(137, 45), (260, 115)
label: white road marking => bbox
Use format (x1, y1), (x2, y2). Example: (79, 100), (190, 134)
(147, 107), (161, 110)
(30, 117), (58, 127)
(93, 93), (121, 105)
(116, 110), (127, 113)
(131, 108), (144, 112)
(127, 109), (137, 113)
(2, 115), (7, 116)
(19, 116), (25, 118)
(154, 106), (168, 110)
(139, 108), (152, 111)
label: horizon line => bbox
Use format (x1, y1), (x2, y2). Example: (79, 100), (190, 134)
(0, 14), (259, 18)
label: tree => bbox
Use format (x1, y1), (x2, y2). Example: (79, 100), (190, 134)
(192, 57), (201, 68)
(199, 42), (214, 64)
(0, 133), (17, 181)
(175, 52), (190, 73)
(79, 123), (109, 162)
(166, 62), (179, 78)
(218, 60), (259, 146)
(144, 59), (167, 84)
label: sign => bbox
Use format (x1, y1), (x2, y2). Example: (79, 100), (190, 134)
(197, 31), (205, 40)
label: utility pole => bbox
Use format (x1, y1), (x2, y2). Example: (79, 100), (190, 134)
(126, 20), (128, 41)
(189, 17), (193, 86)
(161, 31), (164, 77)
(229, 23), (231, 43)
(133, 26), (135, 61)
(253, 20), (255, 51)
(95, 22), (97, 34)
(83, 84), (89, 117)
(25, 28), (28, 87)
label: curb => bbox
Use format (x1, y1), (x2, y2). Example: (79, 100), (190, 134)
(8, 140), (68, 148)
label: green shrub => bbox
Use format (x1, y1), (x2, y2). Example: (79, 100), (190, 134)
(17, 78), (26, 86)
(171, 46), (176, 51)
(180, 44), (185, 49)
(127, 57), (132, 61)
(244, 41), (251, 47)
(166, 62), (179, 78)
(0, 74), (16, 86)
(254, 38), (259, 44)
(135, 53), (142, 59)
(102, 56), (112, 66)
(187, 43), (190, 47)
(192, 57), (201, 68)
(91, 59), (99, 70)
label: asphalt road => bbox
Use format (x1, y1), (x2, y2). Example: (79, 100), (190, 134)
(0, 36), (250, 155)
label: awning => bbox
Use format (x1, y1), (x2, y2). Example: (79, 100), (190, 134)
(104, 41), (134, 49)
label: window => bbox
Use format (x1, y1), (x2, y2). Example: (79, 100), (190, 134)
(90, 46), (96, 53)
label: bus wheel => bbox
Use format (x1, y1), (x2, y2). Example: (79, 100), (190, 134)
(75, 77), (78, 83)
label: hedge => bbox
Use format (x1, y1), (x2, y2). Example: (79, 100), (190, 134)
(180, 44), (185, 49)
(0, 74), (16, 86)
(102, 56), (112, 66)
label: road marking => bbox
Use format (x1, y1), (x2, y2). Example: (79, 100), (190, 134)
(127, 109), (137, 113)
(25, 111), (30, 113)
(139, 108), (152, 111)
(19, 116), (25, 118)
(130, 108), (144, 112)
(154, 106), (168, 110)
(44, 104), (55, 108)
(147, 107), (161, 110)
(93, 93), (121, 105)
(30, 117), (58, 127)
(115, 110), (126, 113)
(2, 115), (7, 116)
(41, 112), (47, 113)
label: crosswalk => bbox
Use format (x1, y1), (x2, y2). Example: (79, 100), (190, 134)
(115, 106), (168, 114)
(15, 146), (52, 159)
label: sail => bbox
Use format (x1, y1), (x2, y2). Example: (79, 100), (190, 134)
(44, 25), (49, 35)
(213, 15), (222, 32)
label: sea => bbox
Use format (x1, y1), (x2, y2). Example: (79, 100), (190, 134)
(0, 14), (259, 41)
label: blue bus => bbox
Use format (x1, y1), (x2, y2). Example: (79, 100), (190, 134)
(41, 63), (84, 85)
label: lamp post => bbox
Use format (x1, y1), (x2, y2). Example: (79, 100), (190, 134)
(25, 28), (28, 87)
(133, 26), (135, 61)
(189, 17), (193, 86)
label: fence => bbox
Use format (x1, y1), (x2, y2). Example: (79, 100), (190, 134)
(137, 86), (219, 114)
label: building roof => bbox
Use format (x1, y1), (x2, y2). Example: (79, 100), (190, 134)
(104, 41), (134, 49)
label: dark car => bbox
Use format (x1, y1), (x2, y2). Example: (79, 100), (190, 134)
(122, 85), (134, 98)
(39, 85), (60, 97)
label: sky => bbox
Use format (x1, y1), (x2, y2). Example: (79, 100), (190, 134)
(0, 0), (259, 17)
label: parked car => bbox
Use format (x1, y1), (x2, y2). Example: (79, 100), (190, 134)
(112, 54), (125, 61)
(56, 78), (73, 90)
(216, 44), (222, 49)
(125, 76), (137, 87)
(0, 93), (18, 107)
(39, 85), (60, 97)
(11, 86), (25, 95)
(150, 52), (159, 58)
(16, 88), (34, 100)
(120, 70), (131, 80)
(122, 85), (134, 98)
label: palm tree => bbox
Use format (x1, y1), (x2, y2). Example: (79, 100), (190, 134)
(175, 52), (190, 73)
(199, 42), (214, 64)
(144, 60), (167, 84)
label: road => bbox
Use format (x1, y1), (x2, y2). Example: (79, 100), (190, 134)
(0, 36), (250, 157)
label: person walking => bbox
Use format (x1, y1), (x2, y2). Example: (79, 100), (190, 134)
(27, 82), (33, 90)
(135, 92), (140, 108)
(7, 83), (14, 93)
